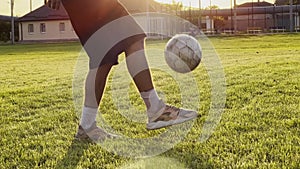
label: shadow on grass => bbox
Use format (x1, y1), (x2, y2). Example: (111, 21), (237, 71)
(54, 139), (90, 169)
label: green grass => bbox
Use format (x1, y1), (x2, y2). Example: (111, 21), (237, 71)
(0, 34), (299, 168)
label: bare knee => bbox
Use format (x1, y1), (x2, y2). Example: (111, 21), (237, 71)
(125, 39), (145, 56)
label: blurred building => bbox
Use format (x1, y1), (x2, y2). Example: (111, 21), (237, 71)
(181, 1), (300, 33)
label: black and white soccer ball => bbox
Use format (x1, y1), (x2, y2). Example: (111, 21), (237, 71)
(164, 34), (202, 73)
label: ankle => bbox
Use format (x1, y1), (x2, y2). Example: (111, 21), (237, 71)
(80, 106), (98, 129)
(147, 100), (166, 122)
(140, 89), (161, 110)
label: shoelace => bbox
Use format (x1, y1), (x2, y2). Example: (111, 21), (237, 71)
(165, 105), (180, 112)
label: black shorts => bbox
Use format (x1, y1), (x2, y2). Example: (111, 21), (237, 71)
(62, 0), (146, 69)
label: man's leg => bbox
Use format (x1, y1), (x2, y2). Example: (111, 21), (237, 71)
(125, 39), (163, 111)
(124, 40), (153, 92)
(125, 39), (198, 130)
(80, 64), (113, 130)
(76, 63), (119, 141)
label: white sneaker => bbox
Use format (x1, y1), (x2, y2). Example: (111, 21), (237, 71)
(75, 121), (118, 142)
(147, 103), (198, 130)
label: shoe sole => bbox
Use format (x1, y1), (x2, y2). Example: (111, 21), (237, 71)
(146, 113), (198, 130)
(75, 133), (120, 142)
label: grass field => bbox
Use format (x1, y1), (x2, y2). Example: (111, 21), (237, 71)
(0, 34), (299, 168)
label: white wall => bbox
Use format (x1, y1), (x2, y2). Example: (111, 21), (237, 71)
(20, 20), (78, 41)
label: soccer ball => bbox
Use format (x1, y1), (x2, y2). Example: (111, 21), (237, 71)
(164, 34), (202, 73)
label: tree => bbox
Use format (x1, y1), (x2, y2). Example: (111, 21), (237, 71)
(0, 21), (10, 42)
(275, 0), (300, 5)
(205, 5), (219, 10)
(162, 0), (183, 15)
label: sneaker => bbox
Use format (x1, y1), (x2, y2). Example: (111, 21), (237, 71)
(75, 121), (118, 142)
(146, 104), (198, 130)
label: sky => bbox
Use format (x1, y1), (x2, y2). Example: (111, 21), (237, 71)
(0, 0), (275, 16)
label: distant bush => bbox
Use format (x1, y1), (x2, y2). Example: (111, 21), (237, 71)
(0, 21), (10, 42)
(0, 21), (18, 42)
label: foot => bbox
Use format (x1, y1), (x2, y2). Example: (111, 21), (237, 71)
(75, 121), (118, 142)
(147, 104), (198, 130)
